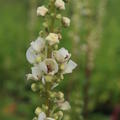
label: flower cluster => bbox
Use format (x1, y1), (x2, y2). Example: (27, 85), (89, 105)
(26, 0), (77, 120)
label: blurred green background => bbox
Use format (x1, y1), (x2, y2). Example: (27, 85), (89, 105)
(0, 0), (120, 120)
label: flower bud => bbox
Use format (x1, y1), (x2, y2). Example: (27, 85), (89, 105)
(37, 6), (48, 16)
(57, 111), (63, 119)
(54, 113), (59, 119)
(31, 83), (38, 92)
(60, 64), (65, 70)
(56, 14), (62, 19)
(60, 74), (64, 80)
(55, 0), (65, 10)
(36, 56), (42, 63)
(54, 44), (58, 50)
(57, 91), (64, 99)
(35, 107), (41, 116)
(45, 75), (53, 82)
(32, 117), (37, 120)
(43, 22), (48, 28)
(42, 104), (48, 111)
(62, 17), (70, 27)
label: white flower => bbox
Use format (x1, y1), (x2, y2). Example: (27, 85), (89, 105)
(31, 37), (45, 53)
(31, 66), (42, 80)
(46, 33), (59, 46)
(62, 17), (71, 27)
(44, 59), (58, 75)
(38, 112), (55, 120)
(37, 6), (48, 16)
(63, 60), (77, 74)
(53, 48), (71, 63)
(26, 46), (38, 64)
(58, 101), (71, 111)
(55, 0), (65, 10)
(26, 37), (45, 64)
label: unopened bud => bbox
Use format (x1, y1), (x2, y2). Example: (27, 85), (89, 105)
(36, 56), (42, 63)
(43, 22), (48, 28)
(31, 83), (38, 92)
(45, 75), (53, 82)
(56, 14), (62, 19)
(35, 107), (41, 116)
(58, 91), (64, 99)
(32, 117), (37, 120)
(60, 64), (65, 70)
(57, 111), (63, 118)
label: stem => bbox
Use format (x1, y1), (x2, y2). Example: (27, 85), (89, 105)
(45, 0), (56, 116)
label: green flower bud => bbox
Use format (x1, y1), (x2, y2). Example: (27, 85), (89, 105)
(43, 22), (48, 28)
(60, 64), (65, 70)
(57, 91), (64, 99)
(60, 74), (64, 80)
(32, 117), (38, 120)
(57, 111), (63, 118)
(35, 107), (41, 116)
(39, 31), (44, 37)
(51, 13), (55, 17)
(49, 91), (56, 98)
(56, 14), (62, 19)
(54, 113), (59, 119)
(31, 83), (38, 92)
(36, 56), (42, 63)
(45, 75), (53, 82)
(54, 44), (58, 50)
(42, 104), (48, 111)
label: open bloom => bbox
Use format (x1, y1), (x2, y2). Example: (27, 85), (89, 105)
(58, 101), (71, 111)
(46, 33), (59, 46)
(26, 37), (45, 64)
(55, 0), (65, 10)
(27, 65), (43, 81)
(37, 6), (48, 16)
(63, 60), (77, 74)
(30, 37), (45, 52)
(62, 17), (71, 27)
(53, 48), (71, 63)
(44, 58), (58, 75)
(38, 112), (55, 120)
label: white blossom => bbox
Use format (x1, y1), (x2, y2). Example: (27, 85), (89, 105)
(46, 33), (59, 46)
(55, 0), (65, 10)
(37, 6), (48, 16)
(44, 58), (58, 75)
(26, 46), (38, 64)
(38, 112), (55, 120)
(62, 17), (71, 27)
(31, 66), (42, 80)
(31, 37), (45, 52)
(26, 37), (45, 64)
(58, 101), (71, 111)
(63, 60), (77, 74)
(53, 48), (71, 63)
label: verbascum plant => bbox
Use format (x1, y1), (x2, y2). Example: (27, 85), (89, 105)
(26, 0), (77, 120)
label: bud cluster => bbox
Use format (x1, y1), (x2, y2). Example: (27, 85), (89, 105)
(26, 0), (77, 120)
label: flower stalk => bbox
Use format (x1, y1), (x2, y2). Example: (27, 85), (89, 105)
(26, 0), (77, 120)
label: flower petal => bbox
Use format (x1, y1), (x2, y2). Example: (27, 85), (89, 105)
(32, 66), (42, 80)
(26, 47), (37, 64)
(53, 48), (71, 62)
(31, 37), (45, 52)
(58, 101), (71, 111)
(46, 118), (55, 120)
(63, 60), (77, 74)
(38, 112), (46, 120)
(44, 59), (58, 75)
(39, 62), (48, 74)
